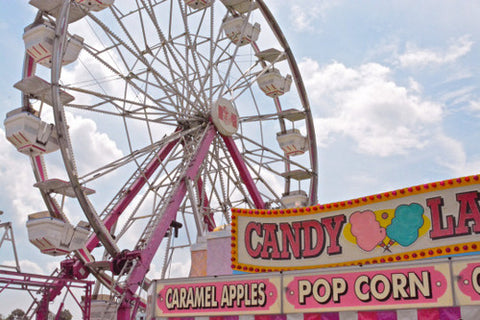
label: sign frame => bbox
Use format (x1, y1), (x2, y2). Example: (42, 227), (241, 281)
(232, 175), (480, 272)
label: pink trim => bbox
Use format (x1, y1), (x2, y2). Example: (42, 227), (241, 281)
(27, 56), (35, 77)
(11, 134), (23, 145)
(36, 54), (52, 63)
(78, 248), (91, 262)
(34, 156), (46, 181)
(18, 132), (29, 143)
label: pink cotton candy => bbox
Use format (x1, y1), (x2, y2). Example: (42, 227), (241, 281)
(350, 210), (386, 252)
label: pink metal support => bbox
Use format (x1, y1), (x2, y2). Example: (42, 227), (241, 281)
(117, 126), (217, 319)
(43, 135), (180, 319)
(0, 270), (93, 320)
(86, 137), (180, 251)
(221, 136), (266, 209)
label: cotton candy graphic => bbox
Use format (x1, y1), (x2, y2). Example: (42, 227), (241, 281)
(350, 210), (386, 252)
(386, 203), (424, 247)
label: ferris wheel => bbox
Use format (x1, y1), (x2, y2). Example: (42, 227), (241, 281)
(5, 0), (317, 318)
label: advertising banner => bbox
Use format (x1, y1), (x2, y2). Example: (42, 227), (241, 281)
(150, 257), (480, 317)
(453, 258), (480, 305)
(152, 274), (282, 317)
(282, 262), (452, 313)
(232, 175), (480, 272)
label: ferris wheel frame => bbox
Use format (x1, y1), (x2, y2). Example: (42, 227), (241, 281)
(15, 0), (318, 318)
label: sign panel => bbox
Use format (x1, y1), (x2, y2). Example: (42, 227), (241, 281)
(283, 262), (452, 313)
(453, 258), (480, 305)
(150, 257), (480, 317)
(152, 274), (281, 317)
(232, 175), (480, 272)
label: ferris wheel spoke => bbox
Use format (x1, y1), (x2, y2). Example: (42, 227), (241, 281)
(177, 3), (210, 106)
(78, 127), (193, 184)
(78, 46), (185, 117)
(139, 0), (205, 109)
(63, 85), (178, 118)
(85, 11), (199, 112)
(84, 131), (186, 252)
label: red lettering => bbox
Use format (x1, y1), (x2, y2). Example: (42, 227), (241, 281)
(321, 215), (346, 255)
(455, 191), (480, 235)
(302, 220), (325, 258)
(428, 196), (455, 239)
(245, 222), (262, 258)
(260, 224), (281, 259)
(231, 113), (238, 129)
(279, 222), (302, 259)
(218, 105), (227, 121)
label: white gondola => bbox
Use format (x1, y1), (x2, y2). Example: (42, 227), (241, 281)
(26, 211), (90, 256)
(276, 128), (308, 156)
(23, 23), (84, 68)
(185, 0), (214, 10)
(222, 16), (260, 46)
(89, 295), (117, 320)
(29, 0), (87, 23)
(280, 169), (313, 181)
(14, 76), (75, 106)
(220, 0), (257, 13)
(4, 109), (59, 156)
(257, 68), (292, 97)
(281, 190), (308, 208)
(34, 178), (96, 197)
(74, 0), (115, 11)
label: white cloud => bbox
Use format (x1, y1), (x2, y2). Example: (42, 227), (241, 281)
(0, 129), (45, 224)
(3, 259), (45, 274)
(432, 134), (480, 177)
(286, 0), (342, 32)
(300, 59), (444, 156)
(469, 100), (480, 114)
(67, 113), (123, 175)
(398, 35), (473, 68)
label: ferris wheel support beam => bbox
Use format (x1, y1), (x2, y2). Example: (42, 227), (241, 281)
(118, 125), (217, 318)
(84, 136), (181, 252)
(222, 136), (266, 209)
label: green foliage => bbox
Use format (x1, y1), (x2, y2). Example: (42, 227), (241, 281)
(58, 309), (72, 320)
(6, 309), (26, 320)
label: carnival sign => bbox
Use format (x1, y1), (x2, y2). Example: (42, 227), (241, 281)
(283, 262), (452, 313)
(453, 258), (480, 305)
(231, 175), (480, 272)
(150, 274), (282, 317)
(149, 257), (480, 317)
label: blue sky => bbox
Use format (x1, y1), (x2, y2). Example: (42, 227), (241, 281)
(0, 0), (480, 316)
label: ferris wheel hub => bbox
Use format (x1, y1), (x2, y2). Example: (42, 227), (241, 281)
(210, 97), (239, 136)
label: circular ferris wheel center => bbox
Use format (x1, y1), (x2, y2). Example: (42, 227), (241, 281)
(210, 97), (239, 136)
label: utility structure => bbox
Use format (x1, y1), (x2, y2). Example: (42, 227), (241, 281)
(0, 211), (20, 272)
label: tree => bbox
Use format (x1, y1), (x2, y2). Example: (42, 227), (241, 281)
(58, 309), (72, 320)
(6, 309), (26, 320)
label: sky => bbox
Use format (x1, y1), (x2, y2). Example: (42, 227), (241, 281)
(1, 0), (480, 317)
